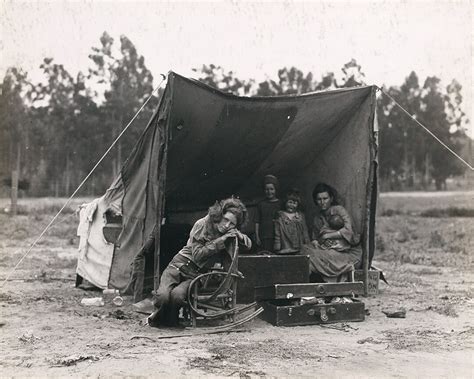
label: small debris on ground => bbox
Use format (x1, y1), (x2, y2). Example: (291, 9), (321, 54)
(108, 309), (129, 319)
(48, 355), (100, 367)
(18, 331), (42, 343)
(357, 337), (385, 344)
(80, 297), (105, 306)
(382, 308), (406, 318)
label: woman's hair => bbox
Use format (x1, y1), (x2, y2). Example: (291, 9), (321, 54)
(208, 197), (248, 228)
(284, 188), (302, 206)
(312, 182), (340, 206)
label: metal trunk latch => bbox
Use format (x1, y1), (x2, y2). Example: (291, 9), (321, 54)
(320, 307), (328, 322)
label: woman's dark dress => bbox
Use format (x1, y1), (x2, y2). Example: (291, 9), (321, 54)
(300, 205), (362, 280)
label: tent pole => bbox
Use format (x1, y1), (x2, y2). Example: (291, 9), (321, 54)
(153, 82), (171, 292)
(364, 86), (378, 296)
(154, 121), (169, 292)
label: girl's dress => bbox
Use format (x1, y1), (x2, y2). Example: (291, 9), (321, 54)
(273, 211), (310, 254)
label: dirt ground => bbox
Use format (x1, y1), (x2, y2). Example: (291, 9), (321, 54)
(0, 192), (473, 378)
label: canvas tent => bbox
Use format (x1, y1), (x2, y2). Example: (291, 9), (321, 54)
(76, 71), (378, 294)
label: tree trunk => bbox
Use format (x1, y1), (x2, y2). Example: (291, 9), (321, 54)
(65, 153), (71, 196)
(10, 143), (21, 216)
(424, 153), (431, 190)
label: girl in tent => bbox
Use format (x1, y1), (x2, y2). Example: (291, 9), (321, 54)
(255, 174), (281, 253)
(300, 183), (362, 282)
(273, 188), (310, 255)
(148, 197), (252, 327)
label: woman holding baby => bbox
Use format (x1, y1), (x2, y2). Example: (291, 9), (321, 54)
(301, 182), (362, 282)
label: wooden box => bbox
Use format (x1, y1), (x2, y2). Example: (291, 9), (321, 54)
(256, 282), (365, 327)
(354, 270), (380, 295)
(237, 254), (310, 303)
(259, 299), (365, 326)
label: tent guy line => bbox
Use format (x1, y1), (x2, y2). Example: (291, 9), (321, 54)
(0, 75), (167, 288)
(378, 87), (473, 171)
(0, 211), (77, 270)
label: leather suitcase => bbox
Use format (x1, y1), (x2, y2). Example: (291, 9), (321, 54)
(256, 282), (365, 326)
(237, 254), (310, 303)
(259, 299), (365, 326)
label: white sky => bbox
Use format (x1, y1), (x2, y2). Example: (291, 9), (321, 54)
(1, 0), (472, 134)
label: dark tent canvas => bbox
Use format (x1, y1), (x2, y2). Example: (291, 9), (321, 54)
(76, 71), (378, 292)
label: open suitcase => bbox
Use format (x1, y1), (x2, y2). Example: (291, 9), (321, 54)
(255, 282), (365, 326)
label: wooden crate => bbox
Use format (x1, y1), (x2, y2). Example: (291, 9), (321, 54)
(354, 270), (380, 295)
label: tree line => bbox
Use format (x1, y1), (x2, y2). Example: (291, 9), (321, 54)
(0, 32), (471, 201)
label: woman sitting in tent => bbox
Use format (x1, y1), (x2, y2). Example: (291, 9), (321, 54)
(300, 183), (362, 282)
(148, 197), (251, 327)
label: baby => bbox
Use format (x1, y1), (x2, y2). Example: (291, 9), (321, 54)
(318, 214), (348, 250)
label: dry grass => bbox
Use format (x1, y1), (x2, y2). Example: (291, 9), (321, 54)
(378, 191), (474, 216)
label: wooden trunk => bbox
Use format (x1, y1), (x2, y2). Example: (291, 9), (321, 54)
(256, 282), (365, 326)
(259, 299), (365, 326)
(237, 254), (310, 303)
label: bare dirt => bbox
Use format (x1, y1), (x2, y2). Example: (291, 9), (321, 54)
(0, 193), (473, 378)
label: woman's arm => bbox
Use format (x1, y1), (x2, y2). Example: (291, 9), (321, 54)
(227, 229), (252, 251)
(319, 230), (343, 240)
(320, 206), (358, 244)
(189, 219), (228, 262)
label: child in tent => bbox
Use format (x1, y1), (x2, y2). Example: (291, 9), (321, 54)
(255, 175), (281, 253)
(273, 189), (310, 255)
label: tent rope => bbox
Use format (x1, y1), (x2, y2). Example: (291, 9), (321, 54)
(1, 74), (167, 288)
(0, 211), (78, 274)
(378, 87), (473, 171)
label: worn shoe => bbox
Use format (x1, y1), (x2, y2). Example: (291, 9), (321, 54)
(132, 298), (154, 314)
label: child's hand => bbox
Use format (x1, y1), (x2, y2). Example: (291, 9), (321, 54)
(311, 240), (320, 248)
(255, 236), (261, 246)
